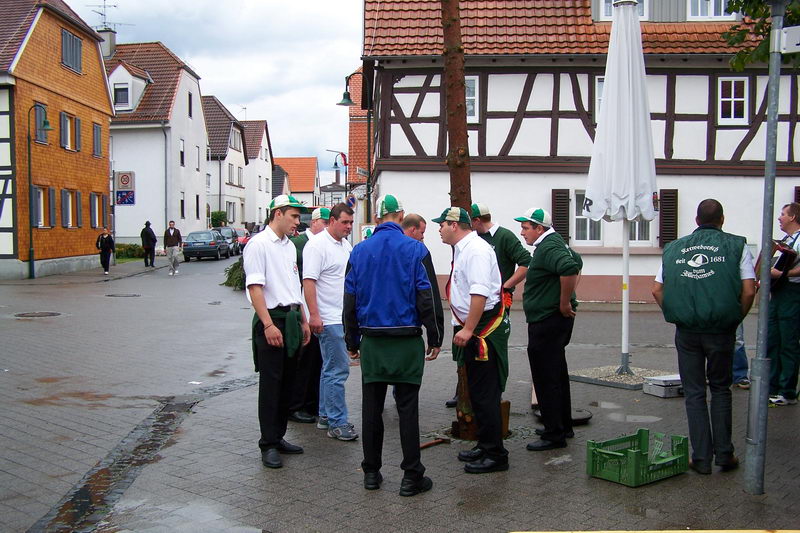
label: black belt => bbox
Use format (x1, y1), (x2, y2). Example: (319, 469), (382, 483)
(272, 304), (300, 312)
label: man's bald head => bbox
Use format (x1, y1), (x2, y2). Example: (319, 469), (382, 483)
(402, 213), (427, 241)
(696, 199), (724, 228)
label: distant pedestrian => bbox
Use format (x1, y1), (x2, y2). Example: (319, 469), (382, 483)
(303, 203), (358, 441)
(163, 220), (182, 276)
(653, 199), (755, 474)
(95, 227), (115, 275)
(344, 195), (443, 496)
(140, 221), (157, 268)
(288, 207), (330, 424)
(244, 194), (312, 469)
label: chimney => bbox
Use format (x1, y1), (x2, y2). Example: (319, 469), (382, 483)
(98, 28), (116, 59)
(334, 168), (341, 185)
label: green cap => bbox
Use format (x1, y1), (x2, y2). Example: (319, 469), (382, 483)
(376, 194), (403, 217)
(470, 202), (490, 218)
(311, 207), (330, 220)
(269, 194), (307, 213)
(514, 207), (552, 227)
(432, 207), (471, 224)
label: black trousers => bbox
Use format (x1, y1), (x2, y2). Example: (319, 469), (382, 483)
(463, 337), (508, 460)
(361, 381), (425, 481)
(288, 334), (322, 415)
(528, 314), (574, 443)
(99, 251), (111, 272)
(143, 247), (155, 266)
(254, 317), (298, 451)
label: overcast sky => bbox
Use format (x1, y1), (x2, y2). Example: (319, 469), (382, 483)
(69, 0), (363, 183)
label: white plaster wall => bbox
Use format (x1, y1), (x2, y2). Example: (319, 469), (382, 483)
(672, 122), (707, 160)
(756, 75), (790, 114)
(487, 74), (526, 112)
(486, 119), (513, 156)
(394, 93), (416, 116)
(558, 119), (593, 156)
(419, 93), (440, 117)
(650, 120), (665, 159)
(410, 123), (439, 155)
(394, 75), (430, 88)
(675, 76), (708, 114)
(390, 123), (415, 156)
(647, 75), (667, 114)
(244, 131), (272, 226)
(559, 73), (577, 112)
(528, 73), (553, 111)
(508, 119), (550, 156)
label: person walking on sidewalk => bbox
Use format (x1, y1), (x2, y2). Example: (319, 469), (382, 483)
(140, 221), (157, 268)
(244, 194), (311, 469)
(767, 202), (800, 406)
(436, 206), (510, 474)
(653, 199), (755, 474)
(288, 207), (330, 424)
(344, 195), (444, 496)
(163, 221), (182, 276)
(516, 208), (582, 452)
(303, 203), (358, 441)
(95, 227), (115, 275)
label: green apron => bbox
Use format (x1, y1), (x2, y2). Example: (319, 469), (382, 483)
(251, 308), (303, 372)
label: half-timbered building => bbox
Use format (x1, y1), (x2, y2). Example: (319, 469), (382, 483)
(356, 0), (800, 301)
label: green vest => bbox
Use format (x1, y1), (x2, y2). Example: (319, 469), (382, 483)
(661, 226), (745, 334)
(290, 232), (309, 280)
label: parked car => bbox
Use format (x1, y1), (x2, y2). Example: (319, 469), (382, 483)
(235, 228), (250, 251)
(213, 226), (240, 255)
(182, 230), (230, 261)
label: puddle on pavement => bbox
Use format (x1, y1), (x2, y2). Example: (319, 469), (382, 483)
(608, 412), (662, 423)
(36, 376), (71, 383)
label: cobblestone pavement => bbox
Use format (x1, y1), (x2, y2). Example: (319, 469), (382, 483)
(1, 258), (796, 532)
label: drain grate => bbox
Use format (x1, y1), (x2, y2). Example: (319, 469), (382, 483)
(106, 294), (141, 298)
(14, 312), (61, 318)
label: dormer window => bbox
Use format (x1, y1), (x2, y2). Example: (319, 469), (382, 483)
(230, 129), (242, 151)
(688, 0), (735, 20)
(599, 0), (648, 21)
(61, 29), (82, 73)
(114, 83), (129, 108)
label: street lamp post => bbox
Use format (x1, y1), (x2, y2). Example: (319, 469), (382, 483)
(337, 72), (373, 222)
(26, 103), (53, 279)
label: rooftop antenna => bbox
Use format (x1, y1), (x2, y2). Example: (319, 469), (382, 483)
(87, 1), (134, 31)
(239, 106), (247, 121)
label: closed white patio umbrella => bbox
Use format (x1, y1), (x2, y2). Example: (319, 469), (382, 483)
(584, 0), (657, 374)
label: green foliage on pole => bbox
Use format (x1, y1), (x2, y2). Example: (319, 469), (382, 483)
(210, 210), (227, 227)
(724, 0), (800, 71)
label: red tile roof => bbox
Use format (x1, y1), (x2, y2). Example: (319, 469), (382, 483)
(363, 0), (749, 57)
(202, 95), (247, 160)
(106, 42), (200, 123)
(273, 157), (318, 194)
(0, 0), (100, 73)
(117, 59), (152, 81)
(241, 120), (268, 160)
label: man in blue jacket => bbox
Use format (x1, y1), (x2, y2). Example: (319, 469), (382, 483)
(344, 194), (444, 497)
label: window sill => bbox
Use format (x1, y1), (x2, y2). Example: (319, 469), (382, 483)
(572, 246), (662, 255)
(61, 63), (83, 76)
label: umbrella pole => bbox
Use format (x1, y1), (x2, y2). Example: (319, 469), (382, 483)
(617, 219), (633, 375)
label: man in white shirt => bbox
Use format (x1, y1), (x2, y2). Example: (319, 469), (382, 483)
(435, 206), (510, 474)
(243, 195), (311, 469)
(303, 203), (358, 441)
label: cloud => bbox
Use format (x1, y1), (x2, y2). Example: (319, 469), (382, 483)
(69, 0), (362, 176)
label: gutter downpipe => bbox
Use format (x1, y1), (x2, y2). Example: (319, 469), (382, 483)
(162, 121), (168, 231)
(219, 159), (222, 212)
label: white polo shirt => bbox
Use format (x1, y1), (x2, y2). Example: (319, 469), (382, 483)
(302, 228), (352, 325)
(243, 226), (302, 308)
(450, 231), (502, 325)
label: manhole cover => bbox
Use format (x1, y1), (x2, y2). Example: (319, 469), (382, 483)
(15, 312), (61, 318)
(208, 301), (221, 306)
(106, 294), (141, 298)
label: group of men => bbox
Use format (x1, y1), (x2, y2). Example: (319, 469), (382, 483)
(243, 193), (583, 496)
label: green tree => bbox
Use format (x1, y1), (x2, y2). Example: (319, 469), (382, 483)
(210, 210), (227, 227)
(724, 0), (800, 71)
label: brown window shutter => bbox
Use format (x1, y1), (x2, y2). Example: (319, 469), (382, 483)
(794, 186), (799, 204)
(551, 189), (570, 241)
(659, 189), (678, 248)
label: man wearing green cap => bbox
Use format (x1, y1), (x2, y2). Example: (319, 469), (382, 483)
(345, 194), (444, 496)
(288, 207), (330, 424)
(244, 194), (311, 469)
(516, 207), (582, 451)
(435, 206), (510, 474)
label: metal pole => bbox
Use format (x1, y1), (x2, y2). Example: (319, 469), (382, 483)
(26, 105), (37, 279)
(365, 107), (372, 224)
(744, 0), (786, 496)
(617, 219), (632, 374)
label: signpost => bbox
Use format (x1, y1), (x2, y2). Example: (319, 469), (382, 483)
(780, 24), (800, 54)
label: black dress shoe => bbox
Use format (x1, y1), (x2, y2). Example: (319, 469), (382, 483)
(535, 428), (574, 438)
(526, 439), (567, 451)
(364, 471), (383, 490)
(457, 447), (485, 462)
(261, 448), (282, 468)
(717, 455), (739, 472)
(464, 456), (509, 474)
(688, 460), (711, 475)
(288, 411), (316, 423)
(445, 398), (457, 408)
(399, 476), (433, 497)
(276, 439), (303, 454)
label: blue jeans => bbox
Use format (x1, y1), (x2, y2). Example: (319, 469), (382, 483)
(732, 322), (749, 383)
(317, 324), (350, 428)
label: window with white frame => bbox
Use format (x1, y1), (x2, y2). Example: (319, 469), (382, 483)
(258, 207), (262, 224)
(230, 129), (242, 151)
(179, 139), (185, 166)
(206, 173), (211, 191)
(196, 194), (200, 219)
(61, 29), (82, 73)
(241, 202), (245, 222)
(180, 191), (185, 219)
(688, 0), (734, 20)
(465, 75), (479, 123)
(35, 187), (45, 227)
(258, 175), (262, 191)
(629, 218), (652, 242)
(600, 0), (648, 21)
(718, 77), (748, 126)
(227, 163), (234, 184)
(113, 84), (129, 108)
(237, 167), (243, 186)
(594, 76), (605, 122)
(59, 112), (81, 151)
(195, 145), (200, 171)
(226, 201), (236, 223)
(575, 190), (602, 243)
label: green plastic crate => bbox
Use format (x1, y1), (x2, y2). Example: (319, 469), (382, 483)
(586, 428), (688, 487)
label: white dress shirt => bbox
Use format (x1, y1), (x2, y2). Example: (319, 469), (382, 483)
(302, 229), (352, 325)
(243, 226), (302, 308)
(450, 231), (501, 325)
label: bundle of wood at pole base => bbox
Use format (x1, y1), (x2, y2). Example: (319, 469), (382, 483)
(450, 369), (511, 440)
